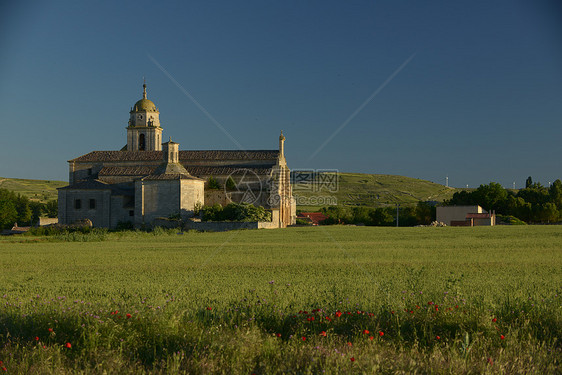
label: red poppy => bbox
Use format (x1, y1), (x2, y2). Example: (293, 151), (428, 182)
(35, 336), (39, 341)
(369, 336), (374, 340)
(276, 333), (282, 337)
(347, 342), (352, 346)
(1, 367), (5, 372)
(500, 335), (505, 340)
(126, 313), (132, 319)
(48, 328), (53, 332)
(206, 307), (212, 310)
(455, 305), (459, 309)
(350, 357), (355, 362)
(325, 316), (331, 321)
(492, 318), (497, 323)
(65, 342), (72, 349)
(335, 311), (342, 318)
(319, 331), (327, 337)
(428, 301), (433, 305)
(368, 313), (374, 317)
(302, 336), (306, 341)
(436, 336), (441, 340)
(362, 329), (369, 335)
(435, 306), (439, 311)
(391, 311), (395, 315)
(378, 331), (384, 336)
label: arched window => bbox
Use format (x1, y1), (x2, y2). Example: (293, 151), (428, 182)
(139, 134), (146, 151)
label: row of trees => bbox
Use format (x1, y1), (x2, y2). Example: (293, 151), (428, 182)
(319, 201), (436, 226)
(445, 178), (562, 223)
(202, 202), (272, 222)
(0, 188), (57, 230)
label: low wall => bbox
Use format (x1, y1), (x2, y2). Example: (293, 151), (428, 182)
(185, 220), (279, 232)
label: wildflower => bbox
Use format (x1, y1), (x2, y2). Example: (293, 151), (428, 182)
(492, 318), (497, 323)
(65, 342), (72, 349)
(428, 301), (433, 305)
(500, 335), (505, 340)
(350, 357), (355, 362)
(347, 342), (352, 346)
(206, 307), (212, 310)
(35, 336), (39, 341)
(302, 336), (306, 341)
(126, 313), (132, 319)
(276, 333), (281, 337)
(320, 331), (327, 337)
(369, 336), (374, 340)
(325, 316), (331, 321)
(379, 331), (384, 336)
(436, 336), (441, 340)
(362, 329), (369, 335)
(1, 367), (5, 372)
(48, 328), (53, 332)
(435, 306), (439, 311)
(335, 311), (342, 318)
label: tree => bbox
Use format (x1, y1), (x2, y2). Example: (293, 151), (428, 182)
(0, 189), (17, 229)
(44, 200), (58, 218)
(473, 182), (508, 212)
(369, 208), (393, 226)
(207, 176), (221, 190)
(415, 201), (436, 225)
(225, 176), (236, 190)
(549, 179), (562, 210)
(526, 176), (533, 188)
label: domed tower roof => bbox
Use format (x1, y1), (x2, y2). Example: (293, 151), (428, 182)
(131, 83), (158, 112)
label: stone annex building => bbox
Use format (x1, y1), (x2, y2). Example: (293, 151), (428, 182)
(58, 84), (296, 229)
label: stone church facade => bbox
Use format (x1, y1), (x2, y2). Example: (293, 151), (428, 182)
(58, 84), (296, 229)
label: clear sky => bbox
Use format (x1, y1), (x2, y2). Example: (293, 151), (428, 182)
(1, 0), (561, 188)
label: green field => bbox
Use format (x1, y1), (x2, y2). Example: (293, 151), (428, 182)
(0, 177), (66, 203)
(0, 226), (560, 373)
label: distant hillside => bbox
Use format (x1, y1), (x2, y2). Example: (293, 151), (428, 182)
(0, 177), (66, 203)
(294, 172), (461, 210)
(0, 173), (461, 209)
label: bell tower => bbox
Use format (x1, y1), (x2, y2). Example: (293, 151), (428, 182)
(126, 82), (163, 151)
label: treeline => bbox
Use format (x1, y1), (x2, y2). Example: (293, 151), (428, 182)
(0, 188), (57, 230)
(202, 203), (272, 222)
(445, 177), (562, 223)
(319, 201), (436, 226)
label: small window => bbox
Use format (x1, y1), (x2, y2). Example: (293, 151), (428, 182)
(74, 199), (81, 210)
(129, 210), (134, 217)
(89, 199), (96, 209)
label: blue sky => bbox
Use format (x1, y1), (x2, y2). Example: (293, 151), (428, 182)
(1, 0), (561, 188)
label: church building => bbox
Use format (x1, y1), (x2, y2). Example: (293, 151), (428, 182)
(58, 83), (296, 228)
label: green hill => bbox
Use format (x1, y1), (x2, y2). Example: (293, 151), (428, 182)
(0, 177), (67, 203)
(0, 173), (461, 209)
(294, 172), (461, 211)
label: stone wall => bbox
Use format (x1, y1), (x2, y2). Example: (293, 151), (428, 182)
(58, 189), (112, 228)
(184, 220), (279, 231)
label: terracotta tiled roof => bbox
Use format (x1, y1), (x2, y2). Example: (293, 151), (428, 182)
(297, 212), (328, 224)
(98, 165), (274, 177)
(99, 166), (156, 176)
(186, 166), (274, 176)
(141, 174), (204, 181)
(70, 150), (279, 162)
(58, 179), (111, 190)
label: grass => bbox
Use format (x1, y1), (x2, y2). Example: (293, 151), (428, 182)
(0, 226), (560, 373)
(0, 177), (66, 203)
(295, 172), (464, 210)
